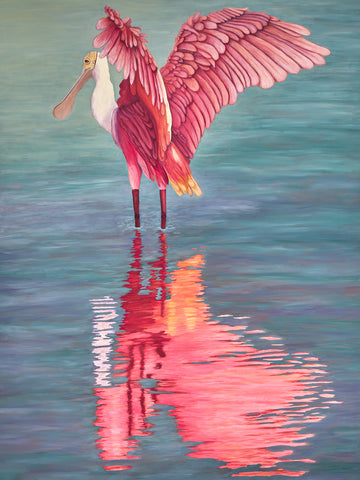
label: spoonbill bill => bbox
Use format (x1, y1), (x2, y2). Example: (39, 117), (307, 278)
(53, 6), (330, 229)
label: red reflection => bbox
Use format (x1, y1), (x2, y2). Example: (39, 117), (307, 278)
(91, 232), (335, 476)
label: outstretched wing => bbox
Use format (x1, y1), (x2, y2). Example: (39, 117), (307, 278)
(161, 8), (330, 161)
(93, 6), (172, 160)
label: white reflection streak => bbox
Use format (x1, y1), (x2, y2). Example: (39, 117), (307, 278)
(91, 296), (118, 387)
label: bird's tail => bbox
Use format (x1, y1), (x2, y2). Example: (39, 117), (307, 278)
(164, 144), (202, 197)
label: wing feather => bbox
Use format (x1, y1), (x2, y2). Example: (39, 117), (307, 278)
(232, 40), (275, 88)
(199, 70), (222, 112)
(98, 28), (119, 58)
(161, 8), (330, 160)
(240, 39), (288, 84)
(93, 6), (164, 109)
(192, 81), (214, 127)
(189, 101), (206, 135)
(94, 6), (172, 160)
(247, 34), (301, 74)
(258, 31), (314, 70)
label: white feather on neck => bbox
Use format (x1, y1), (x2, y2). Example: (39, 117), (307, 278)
(91, 56), (117, 134)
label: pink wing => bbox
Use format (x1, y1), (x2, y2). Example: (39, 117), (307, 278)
(93, 6), (163, 108)
(161, 8), (330, 161)
(93, 6), (172, 162)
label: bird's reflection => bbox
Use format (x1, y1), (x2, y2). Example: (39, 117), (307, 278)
(91, 232), (337, 476)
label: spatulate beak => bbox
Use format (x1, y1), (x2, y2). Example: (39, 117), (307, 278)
(53, 66), (93, 120)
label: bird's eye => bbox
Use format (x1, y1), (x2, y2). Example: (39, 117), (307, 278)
(84, 58), (90, 64)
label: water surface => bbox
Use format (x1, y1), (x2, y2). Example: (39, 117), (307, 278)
(1, 0), (359, 479)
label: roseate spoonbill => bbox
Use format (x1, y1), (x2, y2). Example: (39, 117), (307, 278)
(53, 6), (330, 229)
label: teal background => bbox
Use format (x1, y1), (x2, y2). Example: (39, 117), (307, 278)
(1, 0), (359, 479)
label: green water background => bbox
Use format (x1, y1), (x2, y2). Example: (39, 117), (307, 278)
(1, 0), (359, 478)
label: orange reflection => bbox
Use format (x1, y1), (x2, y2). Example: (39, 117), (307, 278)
(91, 232), (337, 476)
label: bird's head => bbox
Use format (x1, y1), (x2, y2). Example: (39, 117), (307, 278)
(53, 51), (98, 119)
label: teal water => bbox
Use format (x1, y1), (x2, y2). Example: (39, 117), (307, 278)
(1, 0), (359, 479)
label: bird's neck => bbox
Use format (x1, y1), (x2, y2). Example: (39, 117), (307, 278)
(91, 56), (117, 133)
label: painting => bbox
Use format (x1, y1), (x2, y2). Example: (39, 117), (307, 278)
(1, 1), (358, 479)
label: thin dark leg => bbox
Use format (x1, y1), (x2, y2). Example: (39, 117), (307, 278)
(160, 189), (166, 229)
(132, 189), (140, 228)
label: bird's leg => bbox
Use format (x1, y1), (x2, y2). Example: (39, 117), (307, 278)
(160, 189), (166, 229)
(132, 189), (140, 228)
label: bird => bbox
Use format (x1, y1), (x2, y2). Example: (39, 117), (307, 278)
(53, 5), (330, 229)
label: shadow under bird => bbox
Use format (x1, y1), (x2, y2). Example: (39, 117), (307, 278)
(53, 5), (330, 229)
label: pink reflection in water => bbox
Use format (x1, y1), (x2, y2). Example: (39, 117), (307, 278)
(91, 232), (336, 476)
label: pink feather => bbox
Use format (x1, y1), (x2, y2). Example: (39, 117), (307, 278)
(190, 100), (207, 133)
(192, 93), (212, 129)
(252, 34), (301, 74)
(205, 33), (228, 54)
(93, 26), (115, 49)
(95, 17), (112, 30)
(241, 39), (288, 84)
(272, 18), (311, 37)
(99, 30), (120, 58)
(197, 71), (222, 112)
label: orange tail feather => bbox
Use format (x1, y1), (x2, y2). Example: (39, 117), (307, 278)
(164, 144), (202, 197)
